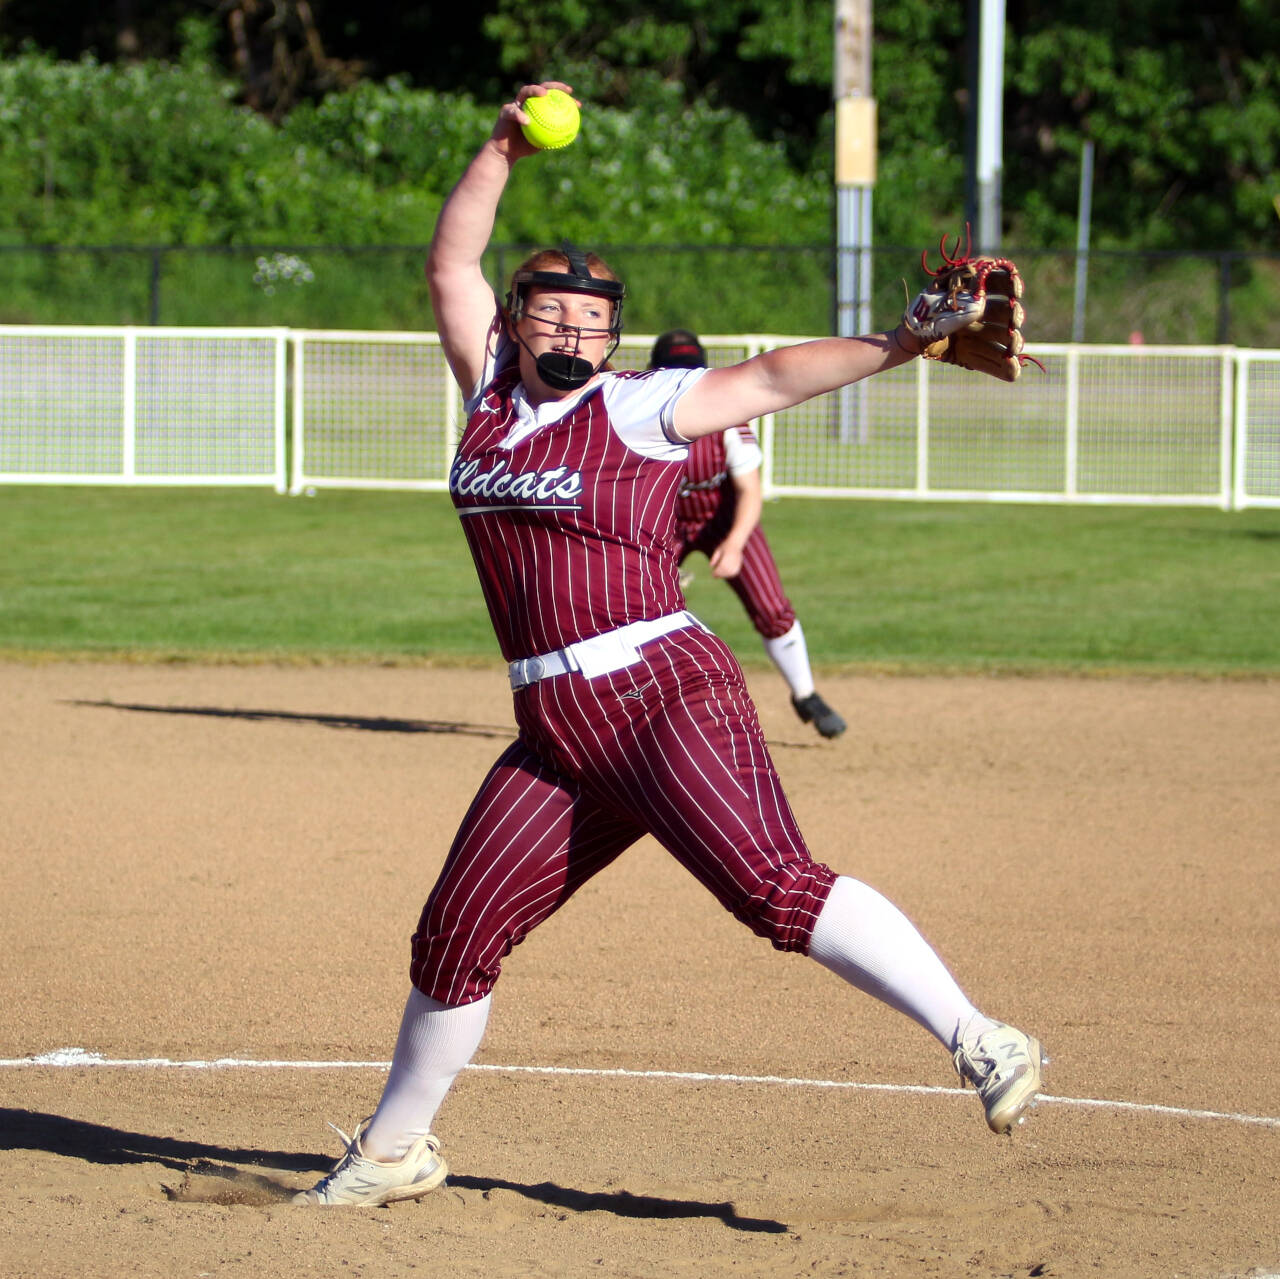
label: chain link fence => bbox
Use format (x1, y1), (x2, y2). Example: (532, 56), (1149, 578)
(3, 244), (1278, 347)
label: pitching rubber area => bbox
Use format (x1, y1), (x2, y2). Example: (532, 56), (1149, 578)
(2, 661), (1277, 1279)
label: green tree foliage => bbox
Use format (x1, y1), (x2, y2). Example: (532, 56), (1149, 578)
(482, 0), (832, 152)
(1005, 1), (1280, 247)
(0, 45), (272, 244)
(1, 1), (1278, 252)
(0, 47), (832, 248)
(0, 1), (505, 105)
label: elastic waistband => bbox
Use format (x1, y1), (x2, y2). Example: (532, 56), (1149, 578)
(509, 610), (703, 690)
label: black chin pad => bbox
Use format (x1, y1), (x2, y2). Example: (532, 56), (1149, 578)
(536, 352), (595, 390)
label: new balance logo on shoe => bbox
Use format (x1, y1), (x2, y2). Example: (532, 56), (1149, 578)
(952, 1016), (1046, 1134)
(293, 1119), (448, 1207)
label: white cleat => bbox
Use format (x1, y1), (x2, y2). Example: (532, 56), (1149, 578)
(293, 1118), (448, 1206)
(953, 1015), (1046, 1134)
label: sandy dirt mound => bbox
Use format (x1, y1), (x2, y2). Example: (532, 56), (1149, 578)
(2, 662), (1277, 1278)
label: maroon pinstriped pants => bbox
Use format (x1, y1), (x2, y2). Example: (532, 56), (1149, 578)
(675, 522), (797, 641)
(409, 626), (836, 1005)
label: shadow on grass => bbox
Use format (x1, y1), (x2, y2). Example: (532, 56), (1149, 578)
(1178, 525), (1280, 542)
(68, 699), (514, 738)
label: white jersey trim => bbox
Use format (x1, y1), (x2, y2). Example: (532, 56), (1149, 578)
(464, 319), (705, 464)
(600, 367), (705, 462)
(723, 425), (764, 476)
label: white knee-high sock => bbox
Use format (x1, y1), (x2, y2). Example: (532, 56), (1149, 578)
(361, 987), (491, 1161)
(764, 619), (816, 699)
(808, 875), (989, 1049)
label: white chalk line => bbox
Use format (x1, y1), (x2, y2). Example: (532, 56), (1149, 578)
(4, 1047), (1278, 1131)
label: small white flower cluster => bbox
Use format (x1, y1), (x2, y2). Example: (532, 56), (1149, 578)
(253, 252), (315, 295)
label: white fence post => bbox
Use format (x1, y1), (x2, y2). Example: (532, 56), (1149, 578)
(1220, 348), (1236, 511)
(121, 328), (137, 481)
(915, 357), (929, 496)
(1064, 345), (1080, 500)
(753, 338), (777, 499)
(1231, 350), (1280, 511)
(290, 332), (307, 495)
(272, 329), (288, 494)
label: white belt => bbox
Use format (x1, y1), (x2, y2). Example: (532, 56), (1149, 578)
(509, 610), (702, 690)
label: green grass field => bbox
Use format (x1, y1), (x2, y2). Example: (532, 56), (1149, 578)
(3, 485), (1278, 675)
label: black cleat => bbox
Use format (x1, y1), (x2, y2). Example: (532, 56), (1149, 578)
(792, 692), (847, 739)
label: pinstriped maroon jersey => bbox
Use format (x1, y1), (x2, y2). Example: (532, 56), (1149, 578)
(450, 362), (698, 662)
(674, 425), (762, 528)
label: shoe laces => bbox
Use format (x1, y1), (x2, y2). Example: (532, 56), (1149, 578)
(954, 1024), (1024, 1091)
(307, 1118), (365, 1193)
(327, 1119), (359, 1150)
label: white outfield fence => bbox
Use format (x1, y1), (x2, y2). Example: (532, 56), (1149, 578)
(0, 326), (288, 490)
(3, 324), (1279, 510)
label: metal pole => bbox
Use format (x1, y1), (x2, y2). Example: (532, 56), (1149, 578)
(836, 187), (873, 336)
(964, 0), (979, 233)
(149, 248), (163, 326)
(1071, 140), (1094, 344)
(1217, 253), (1232, 344)
(834, 0), (875, 443)
(975, 0), (1005, 252)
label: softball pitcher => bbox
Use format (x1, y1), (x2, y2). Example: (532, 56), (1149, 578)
(649, 328), (846, 739)
(294, 81), (1045, 1207)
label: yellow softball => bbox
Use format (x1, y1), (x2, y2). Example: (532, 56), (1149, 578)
(521, 89), (581, 150)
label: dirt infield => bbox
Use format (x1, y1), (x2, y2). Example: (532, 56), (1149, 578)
(2, 660), (1277, 1279)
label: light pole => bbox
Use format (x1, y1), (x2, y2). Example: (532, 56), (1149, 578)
(974, 0), (1006, 253)
(834, 0), (875, 443)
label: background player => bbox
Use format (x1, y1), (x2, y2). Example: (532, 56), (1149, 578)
(293, 80), (1045, 1207)
(649, 328), (846, 739)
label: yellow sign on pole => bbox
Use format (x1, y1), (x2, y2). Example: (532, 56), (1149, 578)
(835, 97), (878, 186)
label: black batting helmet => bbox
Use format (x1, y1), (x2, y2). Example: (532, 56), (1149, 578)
(507, 241), (626, 337)
(648, 329), (707, 369)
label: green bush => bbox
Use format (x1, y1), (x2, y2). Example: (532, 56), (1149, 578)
(0, 50), (835, 253)
(0, 50), (281, 244)
(1, 48), (1276, 342)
